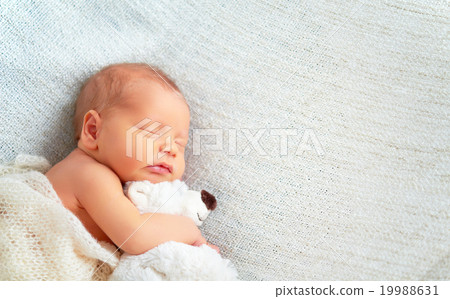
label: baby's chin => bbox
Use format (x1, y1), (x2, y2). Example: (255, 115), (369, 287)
(124, 172), (182, 184)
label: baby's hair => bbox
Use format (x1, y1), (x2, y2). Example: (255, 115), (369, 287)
(73, 63), (182, 141)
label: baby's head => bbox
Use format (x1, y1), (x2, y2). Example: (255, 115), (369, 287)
(73, 63), (190, 184)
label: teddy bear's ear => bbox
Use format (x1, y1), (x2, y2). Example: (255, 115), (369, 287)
(201, 190), (217, 211)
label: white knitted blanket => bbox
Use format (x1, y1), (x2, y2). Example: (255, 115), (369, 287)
(0, 155), (120, 280)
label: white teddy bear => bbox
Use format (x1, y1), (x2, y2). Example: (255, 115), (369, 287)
(108, 180), (238, 281)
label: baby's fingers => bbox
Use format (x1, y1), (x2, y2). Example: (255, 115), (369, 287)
(207, 243), (220, 254)
(191, 235), (207, 247)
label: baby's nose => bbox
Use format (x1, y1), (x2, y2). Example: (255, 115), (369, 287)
(158, 137), (178, 156)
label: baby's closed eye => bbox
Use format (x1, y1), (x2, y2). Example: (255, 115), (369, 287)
(175, 141), (187, 148)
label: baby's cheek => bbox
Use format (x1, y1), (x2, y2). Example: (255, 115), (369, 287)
(175, 160), (186, 180)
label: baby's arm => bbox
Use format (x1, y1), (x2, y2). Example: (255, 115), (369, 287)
(73, 162), (206, 255)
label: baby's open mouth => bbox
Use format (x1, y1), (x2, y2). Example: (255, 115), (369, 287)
(146, 163), (172, 174)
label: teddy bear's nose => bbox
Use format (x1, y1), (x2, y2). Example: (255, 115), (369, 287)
(201, 190), (217, 211)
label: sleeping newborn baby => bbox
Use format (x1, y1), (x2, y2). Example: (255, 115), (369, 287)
(45, 63), (218, 255)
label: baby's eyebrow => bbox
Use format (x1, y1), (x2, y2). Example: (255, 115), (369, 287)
(137, 121), (188, 138)
(140, 122), (165, 133)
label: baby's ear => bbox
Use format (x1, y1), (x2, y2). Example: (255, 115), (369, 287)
(79, 110), (101, 150)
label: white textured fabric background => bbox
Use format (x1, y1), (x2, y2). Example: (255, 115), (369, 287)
(0, 1), (449, 280)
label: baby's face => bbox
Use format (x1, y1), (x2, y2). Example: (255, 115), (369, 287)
(97, 80), (190, 184)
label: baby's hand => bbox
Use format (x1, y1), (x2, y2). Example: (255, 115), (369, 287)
(192, 236), (220, 254)
(206, 242), (220, 254)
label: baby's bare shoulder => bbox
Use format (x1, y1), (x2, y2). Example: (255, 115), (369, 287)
(67, 151), (122, 194)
